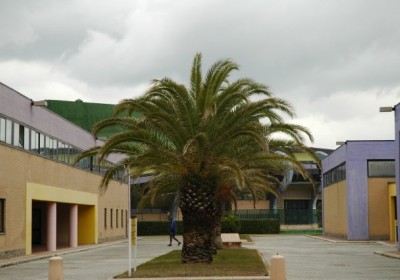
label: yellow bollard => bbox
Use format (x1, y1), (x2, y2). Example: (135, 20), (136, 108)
(48, 256), (64, 280)
(270, 254), (286, 280)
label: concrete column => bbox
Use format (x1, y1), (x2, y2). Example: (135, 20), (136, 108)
(47, 202), (57, 252)
(48, 256), (64, 280)
(69, 204), (78, 248)
(270, 254), (286, 280)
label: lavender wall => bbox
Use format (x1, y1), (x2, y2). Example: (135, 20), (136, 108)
(0, 82), (123, 163)
(322, 140), (395, 240)
(346, 141), (394, 240)
(395, 103), (400, 249)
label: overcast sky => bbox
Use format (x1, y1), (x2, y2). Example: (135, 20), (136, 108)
(1, 0), (399, 149)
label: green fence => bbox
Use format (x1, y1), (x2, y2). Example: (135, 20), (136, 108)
(233, 209), (321, 225)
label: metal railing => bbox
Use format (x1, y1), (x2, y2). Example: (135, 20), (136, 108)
(234, 209), (322, 225)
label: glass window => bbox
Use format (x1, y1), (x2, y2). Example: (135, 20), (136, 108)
(58, 141), (65, 162)
(324, 162), (346, 187)
(23, 127), (29, 150)
(0, 117), (5, 142)
(63, 144), (70, 164)
(5, 119), (12, 144)
(104, 208), (107, 228)
(52, 139), (58, 159)
(116, 209), (119, 228)
(13, 122), (20, 147)
(110, 209), (113, 228)
(368, 160), (395, 177)
(31, 130), (39, 153)
(39, 134), (45, 155)
(121, 209), (123, 228)
(0, 199), (4, 233)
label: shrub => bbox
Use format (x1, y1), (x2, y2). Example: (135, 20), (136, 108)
(221, 213), (241, 233)
(239, 219), (280, 234)
(137, 221), (183, 236)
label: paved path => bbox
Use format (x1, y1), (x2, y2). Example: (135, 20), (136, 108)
(244, 235), (400, 280)
(0, 236), (179, 280)
(1, 235), (399, 279)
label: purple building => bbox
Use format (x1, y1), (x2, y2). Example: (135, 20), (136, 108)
(322, 140), (396, 242)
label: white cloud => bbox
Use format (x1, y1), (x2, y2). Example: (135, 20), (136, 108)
(1, 0), (400, 150)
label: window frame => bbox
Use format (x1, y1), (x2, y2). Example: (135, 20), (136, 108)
(0, 198), (5, 234)
(367, 160), (395, 178)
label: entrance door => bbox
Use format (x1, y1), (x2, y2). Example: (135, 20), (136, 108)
(32, 208), (41, 245)
(284, 199), (311, 225)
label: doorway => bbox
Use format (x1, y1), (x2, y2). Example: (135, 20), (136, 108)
(32, 208), (41, 245)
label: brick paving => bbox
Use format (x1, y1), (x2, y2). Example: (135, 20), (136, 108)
(0, 235), (399, 279)
(244, 235), (400, 280)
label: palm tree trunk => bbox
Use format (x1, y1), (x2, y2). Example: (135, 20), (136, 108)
(212, 201), (223, 254)
(179, 174), (217, 263)
(181, 210), (214, 263)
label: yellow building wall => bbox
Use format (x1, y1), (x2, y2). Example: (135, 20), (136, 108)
(277, 184), (314, 209)
(79, 205), (96, 244)
(368, 178), (394, 239)
(236, 200), (270, 210)
(388, 183), (397, 242)
(323, 181), (348, 238)
(0, 144), (128, 258)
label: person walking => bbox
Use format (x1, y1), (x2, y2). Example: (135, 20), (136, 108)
(168, 216), (181, 246)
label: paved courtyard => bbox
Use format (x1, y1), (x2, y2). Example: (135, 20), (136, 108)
(0, 235), (399, 279)
(245, 235), (400, 280)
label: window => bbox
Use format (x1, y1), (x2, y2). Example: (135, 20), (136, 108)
(116, 209), (119, 228)
(285, 199), (309, 210)
(121, 209), (123, 228)
(0, 117), (5, 142)
(110, 209), (113, 228)
(104, 208), (107, 228)
(5, 119), (12, 144)
(0, 115), (116, 175)
(31, 130), (39, 153)
(323, 163), (346, 187)
(39, 134), (45, 155)
(368, 160), (395, 177)
(0, 199), (4, 233)
(13, 122), (20, 147)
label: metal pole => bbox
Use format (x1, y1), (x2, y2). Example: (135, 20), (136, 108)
(133, 217), (137, 272)
(127, 168), (132, 277)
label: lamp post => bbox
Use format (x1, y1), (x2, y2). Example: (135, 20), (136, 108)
(127, 167), (132, 277)
(380, 105), (399, 249)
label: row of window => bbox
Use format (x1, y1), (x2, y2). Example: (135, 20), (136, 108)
(323, 163), (346, 187)
(0, 114), (122, 178)
(324, 160), (395, 187)
(104, 208), (127, 229)
(290, 162), (322, 183)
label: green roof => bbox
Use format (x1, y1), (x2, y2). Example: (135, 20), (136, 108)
(46, 99), (119, 139)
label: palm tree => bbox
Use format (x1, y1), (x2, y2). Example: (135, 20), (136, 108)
(75, 53), (316, 263)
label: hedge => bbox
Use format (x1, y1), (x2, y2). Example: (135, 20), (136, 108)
(238, 219), (280, 234)
(137, 221), (183, 236)
(137, 218), (279, 235)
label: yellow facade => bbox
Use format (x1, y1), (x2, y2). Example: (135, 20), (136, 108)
(323, 181), (348, 238)
(367, 178), (394, 239)
(0, 144), (128, 258)
(388, 183), (397, 242)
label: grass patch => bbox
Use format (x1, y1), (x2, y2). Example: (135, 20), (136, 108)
(115, 248), (267, 278)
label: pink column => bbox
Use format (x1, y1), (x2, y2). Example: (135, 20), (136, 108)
(69, 204), (78, 247)
(47, 202), (57, 252)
